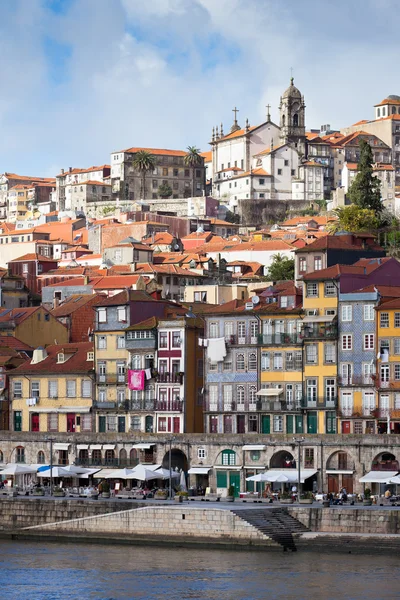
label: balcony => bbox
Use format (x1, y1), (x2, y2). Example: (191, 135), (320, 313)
(127, 399), (156, 411)
(156, 372), (184, 384)
(338, 375), (374, 386)
(96, 373), (127, 385)
(155, 400), (183, 412)
(302, 325), (338, 340)
(374, 378), (400, 390)
(126, 336), (156, 350)
(225, 335), (258, 345)
(257, 333), (302, 346)
(259, 399), (303, 412)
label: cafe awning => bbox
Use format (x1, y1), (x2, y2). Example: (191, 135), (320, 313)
(242, 445), (266, 451)
(188, 467), (212, 475)
(326, 470), (354, 475)
(256, 389), (283, 397)
(264, 469), (318, 483)
(90, 444), (102, 450)
(91, 469), (117, 479)
(359, 471), (398, 483)
(302, 315), (336, 323)
(53, 443), (70, 451)
(29, 407), (91, 413)
(77, 444), (89, 450)
(131, 443), (156, 450)
(103, 444), (116, 450)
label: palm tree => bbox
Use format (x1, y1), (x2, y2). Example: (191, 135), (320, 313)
(184, 146), (202, 197)
(132, 150), (156, 199)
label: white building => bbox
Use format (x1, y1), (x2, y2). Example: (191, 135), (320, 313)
(56, 166), (111, 212)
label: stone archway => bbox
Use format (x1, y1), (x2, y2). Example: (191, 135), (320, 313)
(270, 450), (296, 469)
(162, 448), (188, 472)
(326, 450), (356, 494)
(371, 452), (399, 471)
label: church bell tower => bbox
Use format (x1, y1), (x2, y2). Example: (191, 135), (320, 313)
(279, 77), (306, 152)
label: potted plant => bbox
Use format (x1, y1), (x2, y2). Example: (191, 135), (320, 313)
(279, 490), (294, 504)
(154, 489), (168, 500)
(33, 487), (45, 497)
(299, 491), (314, 504)
(226, 485), (235, 502)
(363, 487), (372, 506)
(100, 481), (111, 498)
(53, 486), (65, 498)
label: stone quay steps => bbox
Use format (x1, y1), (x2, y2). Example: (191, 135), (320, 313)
(232, 508), (310, 552)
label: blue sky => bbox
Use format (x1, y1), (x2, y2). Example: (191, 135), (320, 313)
(0, 0), (397, 175)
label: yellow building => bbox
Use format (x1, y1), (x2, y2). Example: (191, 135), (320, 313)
(0, 306), (68, 347)
(9, 343), (94, 443)
(375, 298), (400, 434)
(302, 271), (338, 434)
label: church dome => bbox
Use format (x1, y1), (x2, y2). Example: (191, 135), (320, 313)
(282, 77), (302, 99)
(388, 95), (400, 101)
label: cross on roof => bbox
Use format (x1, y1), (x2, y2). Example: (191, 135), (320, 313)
(232, 107), (239, 121)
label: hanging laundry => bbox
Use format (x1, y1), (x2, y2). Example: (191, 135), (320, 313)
(144, 368), (152, 380)
(206, 337), (226, 362)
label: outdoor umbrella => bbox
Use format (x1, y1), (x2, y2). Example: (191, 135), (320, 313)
(245, 473), (271, 482)
(104, 468), (136, 479)
(0, 464), (37, 475)
(129, 464), (162, 481)
(268, 473), (290, 483)
(154, 467), (180, 480)
(37, 467), (73, 478)
(180, 470), (187, 492)
(389, 475), (400, 484)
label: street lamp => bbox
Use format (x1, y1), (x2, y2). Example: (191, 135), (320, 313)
(168, 436), (176, 499)
(293, 437), (304, 501)
(46, 438), (55, 496)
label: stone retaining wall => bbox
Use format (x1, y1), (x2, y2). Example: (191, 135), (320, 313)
(0, 499), (142, 530)
(25, 506), (278, 547)
(290, 507), (400, 534)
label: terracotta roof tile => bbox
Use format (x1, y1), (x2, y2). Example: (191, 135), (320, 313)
(12, 342), (93, 375)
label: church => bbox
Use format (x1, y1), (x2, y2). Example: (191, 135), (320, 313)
(208, 78), (327, 214)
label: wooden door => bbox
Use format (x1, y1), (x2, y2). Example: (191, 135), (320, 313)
(286, 415), (294, 434)
(328, 474), (339, 494)
(261, 415), (270, 434)
(31, 413), (40, 432)
(307, 412), (317, 434)
(173, 417), (180, 433)
(67, 413), (76, 433)
(341, 421), (351, 434)
(118, 416), (125, 433)
(295, 415), (304, 433)
(342, 474), (353, 494)
(237, 415), (245, 434)
(216, 470), (227, 489)
(98, 415), (106, 433)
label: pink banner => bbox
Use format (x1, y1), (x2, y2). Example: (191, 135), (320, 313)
(128, 370), (145, 391)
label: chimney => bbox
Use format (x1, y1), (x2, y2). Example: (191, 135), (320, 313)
(84, 275), (89, 285)
(130, 262), (137, 272)
(69, 167), (72, 173)
(31, 347), (48, 364)
(61, 168), (64, 175)
(53, 296), (60, 309)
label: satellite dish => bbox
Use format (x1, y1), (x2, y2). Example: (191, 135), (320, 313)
(252, 295), (260, 305)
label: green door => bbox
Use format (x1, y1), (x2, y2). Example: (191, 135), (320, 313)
(261, 415), (270, 434)
(307, 412), (317, 434)
(326, 411), (336, 434)
(98, 415), (106, 433)
(286, 415), (294, 434)
(295, 415), (304, 434)
(216, 470), (227, 489)
(229, 471), (240, 497)
(14, 411), (22, 432)
(118, 416), (125, 433)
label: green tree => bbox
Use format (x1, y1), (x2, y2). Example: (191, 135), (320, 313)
(348, 139), (383, 212)
(329, 205), (380, 233)
(266, 254), (295, 281)
(224, 209), (240, 224)
(132, 150), (156, 199)
(158, 182), (173, 198)
(184, 146), (202, 197)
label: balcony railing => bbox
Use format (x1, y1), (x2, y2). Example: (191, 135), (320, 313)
(374, 378), (400, 390)
(257, 333), (302, 346)
(125, 337), (156, 350)
(156, 372), (184, 384)
(155, 400), (183, 412)
(96, 373), (127, 385)
(225, 335), (259, 345)
(259, 399), (303, 412)
(302, 325), (338, 340)
(338, 375), (374, 386)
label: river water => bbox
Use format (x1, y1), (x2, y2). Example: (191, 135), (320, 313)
(0, 540), (397, 600)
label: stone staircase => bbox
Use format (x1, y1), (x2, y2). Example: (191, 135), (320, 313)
(232, 508), (309, 552)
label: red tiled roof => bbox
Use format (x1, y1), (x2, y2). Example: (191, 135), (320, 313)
(95, 289), (156, 307)
(50, 295), (103, 317)
(0, 306), (50, 324)
(0, 336), (32, 351)
(201, 151), (212, 162)
(9, 253), (57, 263)
(295, 235), (381, 253)
(134, 263), (204, 277)
(57, 165), (110, 178)
(118, 147), (190, 157)
(12, 342), (94, 375)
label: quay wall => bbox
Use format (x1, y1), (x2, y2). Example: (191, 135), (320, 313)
(0, 498), (143, 530)
(290, 507), (400, 534)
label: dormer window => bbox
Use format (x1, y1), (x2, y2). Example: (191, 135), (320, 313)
(87, 352), (94, 361)
(57, 352), (65, 364)
(117, 306), (127, 322)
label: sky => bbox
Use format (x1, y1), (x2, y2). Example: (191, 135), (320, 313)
(0, 0), (398, 176)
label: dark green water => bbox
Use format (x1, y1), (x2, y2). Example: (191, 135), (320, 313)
(0, 540), (397, 599)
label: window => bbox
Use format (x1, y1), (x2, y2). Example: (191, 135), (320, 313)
(81, 414), (92, 432)
(209, 322), (219, 338)
(81, 379), (92, 397)
(16, 447), (25, 463)
(259, 178), (265, 185)
(381, 364), (390, 382)
(223, 353), (232, 371)
(364, 305), (375, 321)
(306, 345), (318, 364)
(248, 353), (257, 371)
(394, 339), (400, 355)
(13, 380), (22, 398)
(324, 344), (335, 364)
(117, 306), (127, 322)
(322, 281), (333, 297)
(305, 448), (314, 468)
(395, 364), (400, 381)
(273, 415), (283, 432)
(22, 263), (29, 273)
(48, 380), (58, 398)
(31, 382), (40, 398)
(66, 380), (76, 397)
(325, 379), (336, 401)
(306, 282), (318, 297)
(249, 385), (257, 404)
(236, 385), (245, 405)
(131, 355), (141, 369)
(261, 352), (270, 371)
(299, 257), (306, 273)
(395, 313), (400, 328)
(273, 352), (283, 370)
(172, 332), (181, 347)
(306, 379), (317, 403)
(98, 308), (107, 323)
(198, 448), (206, 459)
(194, 291), (207, 302)
(209, 415), (218, 433)
(117, 335), (125, 349)
(364, 334), (374, 350)
(291, 169), (295, 176)
(341, 334), (352, 350)
(314, 256), (322, 270)
(48, 413), (59, 432)
(159, 332), (168, 348)
(238, 321), (246, 340)
(236, 353), (245, 370)
(277, 169), (282, 175)
(222, 450), (236, 466)
(97, 335), (107, 349)
(209, 361), (218, 372)
(341, 305), (352, 322)
(326, 411), (336, 434)
(380, 313), (389, 328)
